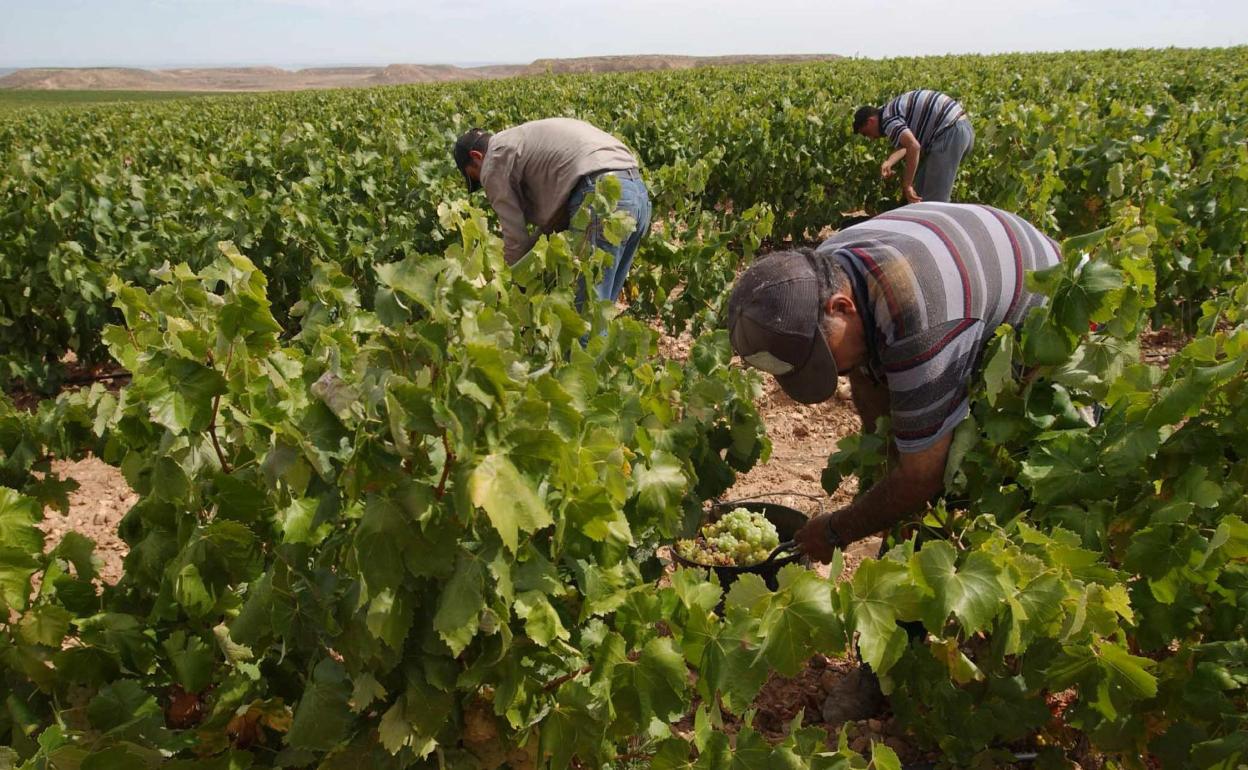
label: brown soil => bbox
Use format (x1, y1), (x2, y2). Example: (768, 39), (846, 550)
(39, 456), (135, 585)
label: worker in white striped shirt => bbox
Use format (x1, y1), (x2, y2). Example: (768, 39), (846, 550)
(854, 89), (975, 204)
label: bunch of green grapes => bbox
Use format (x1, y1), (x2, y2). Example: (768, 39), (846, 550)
(675, 507), (780, 567)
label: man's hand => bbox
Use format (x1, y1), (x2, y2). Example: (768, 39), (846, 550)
(880, 148), (906, 180)
(904, 185), (923, 204)
(795, 512), (841, 563)
(804, 433), (954, 553)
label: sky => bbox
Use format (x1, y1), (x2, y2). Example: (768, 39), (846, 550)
(1, 0), (1246, 69)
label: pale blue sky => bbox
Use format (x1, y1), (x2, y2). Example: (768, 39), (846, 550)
(2, 0), (1245, 68)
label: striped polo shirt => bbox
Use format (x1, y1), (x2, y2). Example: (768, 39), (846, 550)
(814, 203), (1062, 452)
(880, 90), (967, 148)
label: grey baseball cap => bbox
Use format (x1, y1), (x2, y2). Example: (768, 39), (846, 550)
(727, 251), (840, 404)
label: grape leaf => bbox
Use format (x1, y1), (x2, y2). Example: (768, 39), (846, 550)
(468, 453), (552, 552)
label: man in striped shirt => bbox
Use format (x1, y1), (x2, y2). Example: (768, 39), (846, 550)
(727, 202), (1061, 561)
(853, 90), (974, 204)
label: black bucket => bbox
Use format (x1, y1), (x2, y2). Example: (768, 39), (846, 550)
(672, 500), (810, 592)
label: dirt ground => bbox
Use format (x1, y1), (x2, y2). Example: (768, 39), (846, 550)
(39, 456), (135, 586)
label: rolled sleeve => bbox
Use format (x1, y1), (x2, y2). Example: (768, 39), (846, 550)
(882, 117), (910, 148)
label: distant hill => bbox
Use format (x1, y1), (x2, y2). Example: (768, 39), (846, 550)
(0, 54), (839, 92)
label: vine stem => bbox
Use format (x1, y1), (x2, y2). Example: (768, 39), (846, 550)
(208, 394), (232, 474)
(435, 432), (455, 499)
(208, 346), (235, 474)
(543, 665), (593, 692)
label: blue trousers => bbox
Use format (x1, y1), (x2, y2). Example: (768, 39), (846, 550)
(914, 118), (975, 203)
(567, 170), (652, 305)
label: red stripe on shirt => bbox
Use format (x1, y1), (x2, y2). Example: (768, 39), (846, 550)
(850, 247), (906, 338)
(981, 206), (1025, 321)
(875, 213), (972, 317)
(893, 388), (968, 440)
(882, 318), (977, 373)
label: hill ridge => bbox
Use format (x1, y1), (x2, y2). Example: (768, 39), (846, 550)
(0, 54), (840, 92)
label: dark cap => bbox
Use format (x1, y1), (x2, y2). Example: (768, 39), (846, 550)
(727, 251), (840, 404)
(452, 128), (490, 193)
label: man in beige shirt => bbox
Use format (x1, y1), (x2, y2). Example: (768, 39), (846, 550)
(453, 118), (652, 303)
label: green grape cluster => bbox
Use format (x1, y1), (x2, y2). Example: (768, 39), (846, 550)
(675, 507), (781, 567)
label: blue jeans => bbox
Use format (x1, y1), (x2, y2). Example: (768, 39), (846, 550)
(567, 170), (652, 305)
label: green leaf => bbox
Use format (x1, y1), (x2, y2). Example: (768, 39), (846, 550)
(151, 456), (192, 503)
(540, 681), (602, 769)
(870, 741), (902, 770)
(468, 453), (552, 552)
(51, 531), (98, 582)
(0, 487), (44, 555)
(81, 745), (161, 770)
(633, 451), (688, 518)
(513, 589), (569, 646)
(354, 496), (419, 592)
(1020, 306), (1075, 367)
(285, 659), (354, 752)
(697, 610), (770, 713)
(88, 680), (160, 732)
(1212, 515), (1248, 559)
(928, 637), (984, 684)
(280, 497), (327, 545)
(1098, 640), (1157, 699)
(211, 473), (271, 523)
(755, 568), (844, 676)
(378, 700), (421, 756)
(913, 542), (1007, 634)
(850, 559), (919, 675)
(349, 673), (387, 713)
(0, 547), (40, 613)
(725, 572), (772, 615)
(146, 358), (227, 433)
(366, 588), (414, 651)
(162, 630), (216, 693)
(613, 637), (689, 728)
(981, 327), (1016, 406)
(433, 554), (485, 655)
(18, 605), (74, 647)
(1061, 227), (1111, 256)
(943, 416), (979, 488)
(174, 562), (215, 618)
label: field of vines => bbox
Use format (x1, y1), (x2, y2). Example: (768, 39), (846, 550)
(1, 47), (1247, 769)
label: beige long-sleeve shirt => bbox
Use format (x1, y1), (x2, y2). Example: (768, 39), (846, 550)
(479, 117), (638, 264)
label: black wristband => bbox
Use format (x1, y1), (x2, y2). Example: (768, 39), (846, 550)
(825, 516), (844, 550)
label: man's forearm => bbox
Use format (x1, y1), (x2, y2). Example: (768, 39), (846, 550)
(503, 232), (541, 265)
(830, 463), (942, 544)
(902, 146), (921, 188)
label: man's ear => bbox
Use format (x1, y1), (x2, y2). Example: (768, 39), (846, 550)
(469, 149), (484, 162)
(825, 293), (857, 317)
